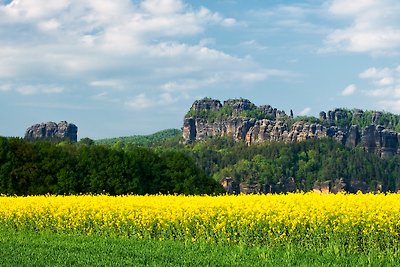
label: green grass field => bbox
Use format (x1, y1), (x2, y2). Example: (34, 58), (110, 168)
(0, 227), (398, 266)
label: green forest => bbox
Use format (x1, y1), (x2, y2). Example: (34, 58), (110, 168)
(186, 137), (400, 193)
(1, 129), (400, 195)
(0, 136), (221, 195)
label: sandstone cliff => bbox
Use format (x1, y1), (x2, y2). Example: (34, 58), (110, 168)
(24, 121), (78, 142)
(183, 98), (400, 158)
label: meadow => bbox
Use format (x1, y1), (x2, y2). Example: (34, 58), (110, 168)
(0, 193), (399, 266)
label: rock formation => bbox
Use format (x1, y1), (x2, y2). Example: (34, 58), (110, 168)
(183, 98), (400, 158)
(24, 121), (78, 142)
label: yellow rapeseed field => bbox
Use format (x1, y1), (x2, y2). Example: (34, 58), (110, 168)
(0, 193), (399, 246)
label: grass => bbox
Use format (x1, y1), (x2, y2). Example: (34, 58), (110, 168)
(0, 227), (399, 266)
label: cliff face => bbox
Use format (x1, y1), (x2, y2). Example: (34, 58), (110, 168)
(24, 121), (78, 142)
(183, 99), (400, 158)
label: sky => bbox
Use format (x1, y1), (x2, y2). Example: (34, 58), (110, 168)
(1, 0), (400, 139)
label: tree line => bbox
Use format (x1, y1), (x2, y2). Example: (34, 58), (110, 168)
(2, 133), (400, 195)
(0, 137), (222, 195)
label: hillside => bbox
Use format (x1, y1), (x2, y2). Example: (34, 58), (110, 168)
(95, 129), (181, 147)
(183, 98), (400, 158)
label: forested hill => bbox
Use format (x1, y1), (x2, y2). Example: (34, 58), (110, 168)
(182, 98), (400, 158)
(95, 129), (181, 147)
(184, 137), (400, 194)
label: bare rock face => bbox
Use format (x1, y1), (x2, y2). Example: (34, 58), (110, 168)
(359, 125), (399, 158)
(183, 98), (400, 157)
(224, 98), (253, 113)
(182, 118), (196, 144)
(380, 129), (399, 158)
(24, 121), (78, 142)
(372, 111), (382, 125)
(191, 98), (222, 112)
(313, 179), (346, 194)
(345, 125), (360, 147)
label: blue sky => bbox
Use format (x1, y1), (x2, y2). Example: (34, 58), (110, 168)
(1, 0), (400, 139)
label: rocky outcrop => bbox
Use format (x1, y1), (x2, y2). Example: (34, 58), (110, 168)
(192, 98), (222, 112)
(24, 121), (78, 142)
(183, 98), (400, 157)
(313, 179), (346, 194)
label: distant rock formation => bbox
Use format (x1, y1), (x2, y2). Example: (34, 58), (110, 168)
(183, 98), (400, 158)
(24, 121), (78, 142)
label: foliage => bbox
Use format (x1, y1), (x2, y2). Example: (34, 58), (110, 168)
(351, 110), (400, 131)
(185, 99), (273, 122)
(184, 138), (400, 192)
(0, 137), (222, 195)
(317, 108), (400, 130)
(95, 129), (181, 147)
(283, 116), (321, 129)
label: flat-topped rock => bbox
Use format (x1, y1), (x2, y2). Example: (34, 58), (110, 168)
(24, 121), (78, 142)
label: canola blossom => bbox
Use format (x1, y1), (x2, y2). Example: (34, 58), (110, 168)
(0, 193), (399, 247)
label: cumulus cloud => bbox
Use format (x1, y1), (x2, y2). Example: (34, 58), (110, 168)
(359, 67), (392, 79)
(341, 84), (357, 96)
(360, 65), (400, 112)
(324, 0), (400, 54)
(0, 0), (277, 107)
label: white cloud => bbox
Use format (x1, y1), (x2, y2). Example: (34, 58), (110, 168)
(328, 0), (376, 16)
(324, 0), (400, 53)
(0, 84), (11, 92)
(360, 66), (399, 86)
(378, 100), (400, 112)
(250, 4), (328, 34)
(14, 84), (64, 95)
(341, 84), (357, 96)
(161, 76), (223, 92)
(0, 0), (245, 81)
(221, 18), (237, 27)
(240, 40), (268, 51)
(140, 0), (184, 15)
(41, 86), (64, 94)
(363, 87), (400, 97)
(92, 91), (120, 103)
(299, 107), (311, 116)
(360, 65), (400, 112)
(0, 83), (64, 95)
(0, 0), (294, 116)
(125, 92), (180, 110)
(90, 80), (124, 89)
(359, 67), (392, 79)
(158, 92), (178, 105)
(376, 77), (394, 86)
(125, 94), (154, 110)
(0, 0), (69, 20)
(37, 19), (60, 31)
